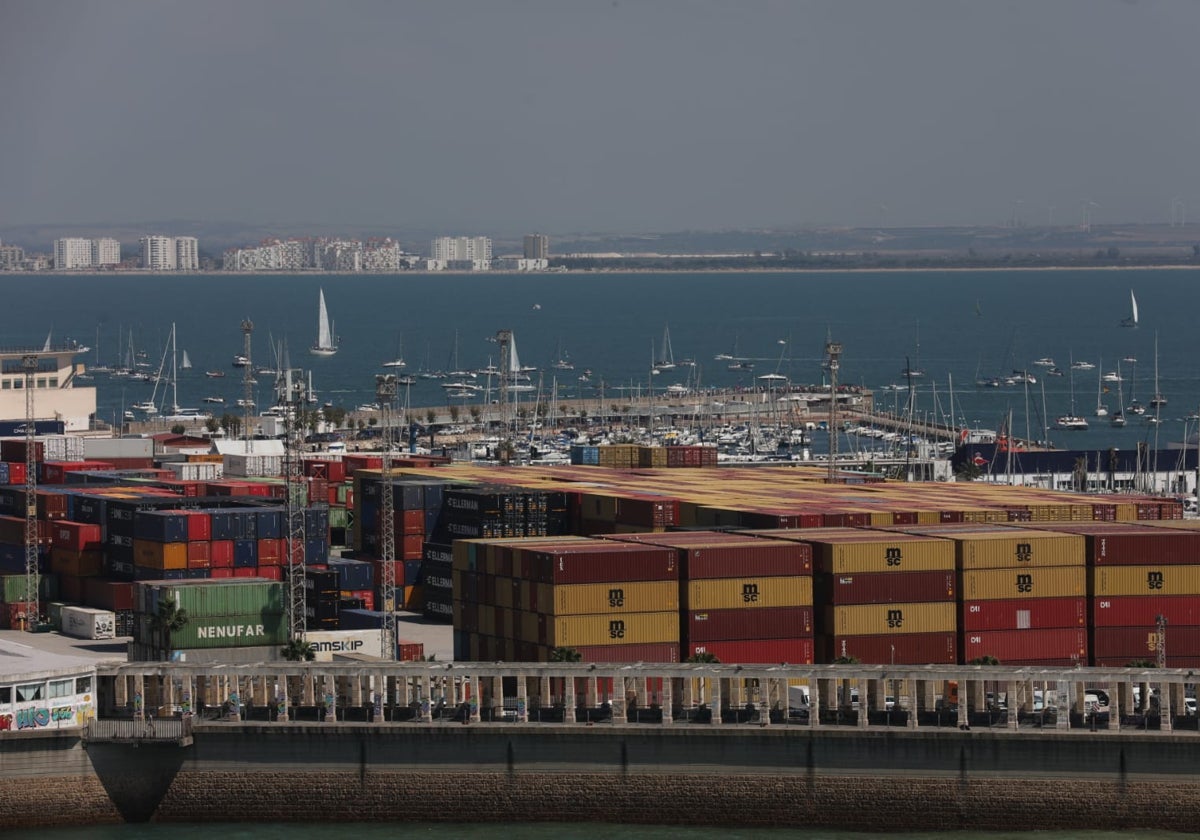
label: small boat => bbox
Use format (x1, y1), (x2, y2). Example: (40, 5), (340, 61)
(1070, 360), (1095, 371)
(1046, 367), (1064, 377)
(131, 400), (157, 415)
(654, 324), (676, 370)
(1055, 415), (1088, 430)
(1101, 371), (1122, 383)
(728, 360), (755, 372)
(236, 399), (255, 408)
(1121, 356), (1137, 364)
(203, 396), (224, 404)
(1120, 289), (1139, 328)
(232, 355), (250, 368)
(382, 332), (406, 368)
(205, 370), (226, 378)
(1010, 369), (1036, 385)
(1032, 357), (1056, 367)
(309, 288), (339, 356)
(396, 375), (416, 386)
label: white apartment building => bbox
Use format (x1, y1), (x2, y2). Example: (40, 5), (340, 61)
(54, 238), (93, 269)
(92, 238), (121, 266)
(523, 233), (549, 260)
(431, 236), (492, 264)
(175, 236), (199, 271)
(141, 235), (177, 271)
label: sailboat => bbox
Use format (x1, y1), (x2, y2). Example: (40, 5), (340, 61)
(1110, 361), (1126, 427)
(160, 324), (209, 422)
(654, 324), (676, 370)
(551, 338), (574, 371)
(309, 288), (339, 356)
(180, 350), (192, 371)
(505, 332), (536, 392)
(382, 332), (406, 368)
(1149, 332), (1167, 408)
(1127, 359), (1146, 415)
(1120, 289), (1139, 328)
(1093, 357), (1108, 417)
(900, 321), (925, 378)
(1055, 358), (1088, 430)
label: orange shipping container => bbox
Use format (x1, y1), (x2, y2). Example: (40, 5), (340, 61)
(954, 531), (1085, 570)
(550, 611), (680, 648)
(132, 539), (187, 570)
(824, 601), (957, 636)
(1091, 565), (1200, 598)
(959, 566), (1085, 601)
(686, 576), (813, 610)
(552, 580), (678, 616)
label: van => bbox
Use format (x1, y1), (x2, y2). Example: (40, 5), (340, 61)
(327, 441), (346, 454)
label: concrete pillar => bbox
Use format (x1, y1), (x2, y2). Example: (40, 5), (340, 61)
(757, 679), (770, 727)
(163, 675), (176, 717)
(564, 676), (576, 724)
(277, 674), (290, 722)
(857, 678), (869, 729)
(323, 675), (336, 722)
(469, 676), (481, 723)
(1159, 680), (1173, 733)
(420, 675), (433, 722)
(1107, 681), (1120, 730)
(709, 676), (721, 725)
(662, 677), (673, 724)
(1170, 681), (1186, 726)
(1006, 681), (1018, 730)
(1120, 682), (1135, 713)
(516, 673), (528, 722)
(957, 679), (968, 729)
(226, 675), (241, 721)
(1023, 679), (1035, 715)
(133, 674), (145, 720)
(611, 674), (626, 722)
(491, 676), (503, 721)
(906, 680), (918, 729)
(539, 676), (550, 712)
(588, 676), (598, 712)
(682, 676), (694, 712)
(180, 675), (194, 718)
(810, 678), (821, 728)
(303, 672), (316, 706)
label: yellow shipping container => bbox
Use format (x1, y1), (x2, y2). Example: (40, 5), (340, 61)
(826, 601), (957, 636)
(822, 540), (955, 574)
(551, 611), (680, 647)
(552, 580), (679, 615)
(687, 576), (813, 610)
(132, 539), (187, 570)
(915, 510), (942, 525)
(960, 566), (1086, 601)
(520, 610), (540, 644)
(1092, 565), (1200, 597)
(955, 532), (1085, 570)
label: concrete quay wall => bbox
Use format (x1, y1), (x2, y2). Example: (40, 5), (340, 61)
(5, 725), (1200, 830)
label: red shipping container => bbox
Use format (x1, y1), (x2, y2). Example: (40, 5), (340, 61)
(1023, 522), (1200, 565)
(4, 461), (27, 484)
(1091, 626), (1200, 666)
(52, 520), (103, 552)
(820, 570), (956, 605)
(257, 538), (284, 565)
(41, 461), (114, 484)
(960, 596), (1086, 632)
(36, 489), (67, 520)
(573, 643), (681, 664)
(232, 566), (258, 578)
(2, 600), (37, 630)
(398, 640), (424, 662)
(960, 627), (1088, 664)
(50, 548), (103, 577)
(326, 460), (347, 483)
(687, 638), (814, 665)
(345, 589), (374, 611)
(608, 532), (812, 577)
(395, 508), (424, 535)
(304, 460), (330, 479)
(819, 632), (957, 665)
(255, 565), (282, 580)
(210, 540), (234, 568)
(1, 440), (43, 463)
(210, 568), (234, 579)
(688, 606), (813, 642)
(186, 541), (211, 569)
(527, 543), (678, 585)
(1093, 594), (1200, 627)
(402, 534), (424, 560)
(343, 454), (382, 473)
(307, 477), (328, 504)
(58, 573), (85, 603)
(184, 511), (212, 541)
(84, 579), (134, 611)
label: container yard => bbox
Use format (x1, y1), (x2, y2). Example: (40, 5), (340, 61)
(0, 433), (1194, 671)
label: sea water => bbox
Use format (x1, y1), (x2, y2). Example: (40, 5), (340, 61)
(7, 268), (1200, 450)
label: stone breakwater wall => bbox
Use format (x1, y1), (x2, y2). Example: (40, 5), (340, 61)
(6, 725), (1200, 830)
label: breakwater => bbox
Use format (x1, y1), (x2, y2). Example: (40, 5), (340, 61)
(6, 723), (1200, 831)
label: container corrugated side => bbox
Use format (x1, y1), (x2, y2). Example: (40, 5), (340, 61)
(687, 606), (813, 642)
(686, 637), (813, 665)
(960, 627), (1087, 664)
(960, 596), (1086, 631)
(550, 611), (679, 647)
(959, 566), (1085, 601)
(821, 539), (955, 574)
(551, 580), (678, 616)
(955, 532), (1085, 570)
(572, 642), (680, 663)
(137, 610), (288, 649)
(144, 578), (284, 616)
(686, 576), (813, 611)
(824, 601), (956, 636)
(818, 631), (957, 665)
(818, 570), (955, 605)
(1091, 627), (1200, 666)
(1091, 565), (1200, 597)
(1092, 594), (1200, 627)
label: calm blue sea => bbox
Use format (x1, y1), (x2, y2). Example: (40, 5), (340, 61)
(7, 268), (1200, 450)
(29, 825), (1195, 840)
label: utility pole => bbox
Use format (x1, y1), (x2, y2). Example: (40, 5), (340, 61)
(279, 368), (308, 644)
(495, 329), (512, 463)
(22, 354), (38, 630)
(825, 338), (842, 482)
(376, 374), (398, 660)
(241, 319), (254, 452)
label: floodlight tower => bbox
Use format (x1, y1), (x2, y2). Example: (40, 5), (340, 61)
(376, 373), (398, 660)
(280, 368), (308, 642)
(825, 338), (843, 483)
(496, 329), (512, 460)
(22, 354), (38, 629)
(241, 319), (254, 452)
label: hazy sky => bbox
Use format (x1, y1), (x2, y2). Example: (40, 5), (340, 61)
(3, 0), (1200, 233)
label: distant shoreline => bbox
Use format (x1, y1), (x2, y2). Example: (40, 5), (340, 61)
(5, 264), (1200, 278)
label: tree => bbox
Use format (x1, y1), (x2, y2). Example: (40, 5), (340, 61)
(204, 416), (220, 434)
(219, 413), (242, 438)
(448, 405), (460, 423)
(171, 424), (186, 435)
(550, 647), (582, 662)
(969, 655), (1001, 666)
(685, 652), (720, 663)
(425, 408), (437, 426)
(150, 596), (188, 656)
(955, 460), (983, 481)
(832, 656), (860, 665)
(281, 638), (316, 662)
(323, 406), (347, 428)
(469, 406), (482, 426)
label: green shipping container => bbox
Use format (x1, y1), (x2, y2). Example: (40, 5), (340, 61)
(138, 610), (288, 650)
(0, 574), (59, 603)
(328, 505), (349, 530)
(138, 579), (284, 617)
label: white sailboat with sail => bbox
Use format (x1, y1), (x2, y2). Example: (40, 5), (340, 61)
(1110, 361), (1126, 427)
(654, 324), (676, 371)
(180, 349), (192, 370)
(1093, 357), (1108, 417)
(383, 332), (406, 368)
(1120, 289), (1139, 328)
(1055, 354), (1088, 430)
(506, 332), (535, 392)
(309, 288), (339, 356)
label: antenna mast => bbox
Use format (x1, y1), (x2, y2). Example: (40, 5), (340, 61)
(376, 374), (398, 660)
(241, 319), (254, 452)
(22, 354), (38, 630)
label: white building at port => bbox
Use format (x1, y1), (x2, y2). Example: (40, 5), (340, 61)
(140, 235), (177, 271)
(175, 236), (199, 271)
(53, 238), (94, 270)
(430, 236), (492, 270)
(0, 343), (97, 431)
(92, 238), (121, 266)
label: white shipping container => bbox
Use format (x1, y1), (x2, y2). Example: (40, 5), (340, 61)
(304, 629), (384, 661)
(84, 436), (154, 460)
(224, 453), (283, 477)
(61, 606), (116, 640)
(165, 461), (224, 481)
(42, 434), (86, 463)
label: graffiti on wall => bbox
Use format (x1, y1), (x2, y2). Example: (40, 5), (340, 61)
(0, 702), (94, 731)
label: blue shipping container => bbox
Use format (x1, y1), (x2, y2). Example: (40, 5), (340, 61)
(134, 510), (189, 543)
(328, 557), (373, 591)
(233, 539), (258, 568)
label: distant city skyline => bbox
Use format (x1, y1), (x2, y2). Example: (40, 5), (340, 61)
(3, 1), (1200, 232)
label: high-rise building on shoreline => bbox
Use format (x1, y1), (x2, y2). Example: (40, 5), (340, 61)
(140, 235), (177, 271)
(53, 238), (93, 269)
(523, 233), (549, 260)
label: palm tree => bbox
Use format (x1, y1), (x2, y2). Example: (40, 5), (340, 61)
(685, 652), (720, 663)
(281, 638), (316, 662)
(550, 647), (582, 662)
(150, 596), (188, 657)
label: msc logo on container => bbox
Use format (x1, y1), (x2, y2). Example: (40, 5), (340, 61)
(885, 547), (903, 567)
(1015, 543), (1032, 562)
(741, 583), (760, 603)
(608, 619), (626, 639)
(886, 609), (904, 629)
(1147, 571), (1164, 591)
(607, 588), (625, 608)
(1015, 573), (1033, 593)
